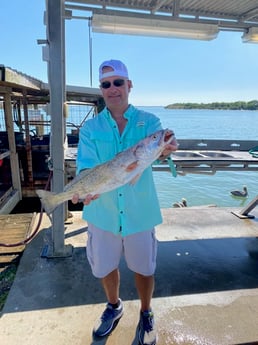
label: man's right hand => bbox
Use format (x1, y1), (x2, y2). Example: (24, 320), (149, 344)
(71, 193), (100, 205)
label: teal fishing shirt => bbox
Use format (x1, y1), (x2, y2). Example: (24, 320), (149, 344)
(76, 104), (163, 237)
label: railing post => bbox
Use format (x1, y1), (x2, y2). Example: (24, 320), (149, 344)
(232, 196), (258, 219)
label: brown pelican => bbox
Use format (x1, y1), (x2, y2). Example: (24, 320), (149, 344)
(230, 186), (248, 198)
(173, 198), (188, 208)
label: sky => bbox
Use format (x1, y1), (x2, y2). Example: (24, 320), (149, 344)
(1, 0), (258, 106)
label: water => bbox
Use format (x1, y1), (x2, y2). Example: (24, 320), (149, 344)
(1, 106), (258, 209)
(138, 107), (258, 208)
(140, 107), (258, 140)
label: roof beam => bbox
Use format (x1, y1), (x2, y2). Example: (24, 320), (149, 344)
(241, 6), (258, 22)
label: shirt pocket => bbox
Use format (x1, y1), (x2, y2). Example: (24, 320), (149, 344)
(90, 131), (116, 161)
(122, 127), (147, 149)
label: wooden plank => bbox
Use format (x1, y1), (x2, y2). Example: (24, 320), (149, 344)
(0, 190), (20, 214)
(4, 92), (22, 197)
(0, 253), (20, 274)
(1, 66), (41, 90)
(0, 213), (36, 254)
(0, 150), (10, 160)
(0, 187), (13, 205)
(0, 254), (19, 264)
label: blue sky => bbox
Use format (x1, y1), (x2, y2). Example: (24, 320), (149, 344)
(1, 0), (258, 106)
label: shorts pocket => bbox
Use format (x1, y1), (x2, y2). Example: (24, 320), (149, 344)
(151, 230), (158, 264)
(86, 231), (94, 267)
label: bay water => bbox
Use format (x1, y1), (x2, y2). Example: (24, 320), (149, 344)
(138, 107), (258, 208)
(1, 106), (258, 209)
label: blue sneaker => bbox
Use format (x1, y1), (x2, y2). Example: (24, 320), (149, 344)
(138, 310), (157, 345)
(93, 299), (124, 337)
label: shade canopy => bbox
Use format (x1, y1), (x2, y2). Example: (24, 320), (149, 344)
(65, 0), (258, 42)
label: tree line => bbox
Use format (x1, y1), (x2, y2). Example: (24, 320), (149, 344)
(165, 100), (258, 110)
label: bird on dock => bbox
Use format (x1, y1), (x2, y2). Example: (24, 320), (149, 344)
(230, 186), (248, 198)
(173, 198), (188, 208)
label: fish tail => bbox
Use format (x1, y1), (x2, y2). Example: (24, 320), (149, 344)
(36, 189), (61, 215)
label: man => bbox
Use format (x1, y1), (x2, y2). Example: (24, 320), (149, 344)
(72, 59), (177, 345)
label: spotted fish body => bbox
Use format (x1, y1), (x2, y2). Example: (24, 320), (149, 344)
(36, 129), (174, 215)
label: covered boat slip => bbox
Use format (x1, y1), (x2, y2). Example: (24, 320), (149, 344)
(1, 3), (258, 344)
(0, 65), (103, 213)
(65, 0), (258, 41)
(1, 66), (257, 215)
(0, 2), (258, 238)
(43, 0), (258, 256)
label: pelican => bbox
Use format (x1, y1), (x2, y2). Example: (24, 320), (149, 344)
(173, 198), (188, 208)
(230, 186), (248, 198)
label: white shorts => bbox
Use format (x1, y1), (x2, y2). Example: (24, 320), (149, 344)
(86, 223), (157, 278)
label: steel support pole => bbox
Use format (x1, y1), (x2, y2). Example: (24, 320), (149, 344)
(45, 0), (72, 257)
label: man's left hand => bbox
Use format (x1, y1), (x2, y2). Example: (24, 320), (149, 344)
(160, 135), (178, 160)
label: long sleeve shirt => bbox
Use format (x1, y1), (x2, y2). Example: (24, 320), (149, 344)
(76, 104), (163, 237)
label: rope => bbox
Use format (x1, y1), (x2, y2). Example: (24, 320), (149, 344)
(167, 156), (177, 177)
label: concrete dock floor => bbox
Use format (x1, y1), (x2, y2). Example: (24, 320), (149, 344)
(1, 207), (258, 345)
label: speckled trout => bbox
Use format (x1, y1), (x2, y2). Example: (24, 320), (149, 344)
(36, 129), (174, 215)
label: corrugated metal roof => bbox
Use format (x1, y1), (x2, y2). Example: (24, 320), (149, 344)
(66, 0), (258, 31)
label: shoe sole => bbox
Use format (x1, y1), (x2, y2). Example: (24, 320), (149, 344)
(137, 324), (157, 345)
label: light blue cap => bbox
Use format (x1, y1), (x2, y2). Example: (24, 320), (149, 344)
(99, 59), (129, 80)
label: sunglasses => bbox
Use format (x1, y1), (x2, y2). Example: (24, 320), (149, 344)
(100, 79), (126, 89)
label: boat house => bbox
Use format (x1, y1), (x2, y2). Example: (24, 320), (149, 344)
(1, 1), (258, 256)
(0, 65), (103, 213)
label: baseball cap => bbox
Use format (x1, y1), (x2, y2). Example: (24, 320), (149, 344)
(99, 59), (129, 80)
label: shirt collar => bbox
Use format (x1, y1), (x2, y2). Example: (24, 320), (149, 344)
(103, 104), (134, 120)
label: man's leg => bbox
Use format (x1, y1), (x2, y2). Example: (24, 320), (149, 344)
(135, 273), (157, 344)
(86, 224), (124, 337)
(135, 273), (154, 311)
(123, 230), (157, 345)
(102, 268), (120, 304)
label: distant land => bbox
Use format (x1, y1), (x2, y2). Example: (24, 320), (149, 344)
(165, 100), (258, 110)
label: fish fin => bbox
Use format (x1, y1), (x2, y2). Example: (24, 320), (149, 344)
(129, 173), (141, 185)
(36, 189), (60, 215)
(125, 161), (138, 172)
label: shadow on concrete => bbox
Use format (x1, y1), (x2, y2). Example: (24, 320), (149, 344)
(155, 237), (258, 298)
(3, 226), (258, 314)
(64, 225), (88, 239)
(89, 319), (140, 345)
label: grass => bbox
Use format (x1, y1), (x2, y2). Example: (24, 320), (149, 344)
(0, 264), (18, 311)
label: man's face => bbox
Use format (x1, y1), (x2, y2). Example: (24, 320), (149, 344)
(100, 67), (132, 110)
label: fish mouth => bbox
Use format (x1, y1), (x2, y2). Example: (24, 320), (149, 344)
(162, 129), (175, 145)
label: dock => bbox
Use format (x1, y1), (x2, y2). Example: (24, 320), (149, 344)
(0, 213), (36, 272)
(1, 207), (258, 344)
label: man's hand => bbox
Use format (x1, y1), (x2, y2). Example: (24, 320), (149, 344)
(159, 134), (178, 160)
(71, 193), (100, 205)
